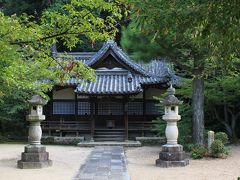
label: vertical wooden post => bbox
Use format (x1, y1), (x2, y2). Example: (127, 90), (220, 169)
(75, 93), (78, 120)
(124, 97), (129, 141)
(90, 99), (95, 141)
(75, 93), (78, 136)
(143, 87), (146, 137)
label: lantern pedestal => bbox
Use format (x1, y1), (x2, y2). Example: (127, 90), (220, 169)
(156, 144), (189, 167)
(17, 145), (52, 169)
(155, 85), (189, 168)
(17, 95), (52, 169)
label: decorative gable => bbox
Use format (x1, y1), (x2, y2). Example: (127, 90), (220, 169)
(88, 40), (148, 76)
(92, 53), (126, 70)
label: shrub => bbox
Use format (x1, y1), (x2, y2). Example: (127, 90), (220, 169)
(189, 144), (207, 159)
(42, 136), (54, 145)
(0, 135), (9, 143)
(184, 143), (195, 152)
(211, 139), (225, 157)
(215, 132), (228, 144)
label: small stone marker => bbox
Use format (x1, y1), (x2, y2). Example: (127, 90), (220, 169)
(17, 95), (52, 169)
(208, 131), (215, 153)
(156, 85), (189, 167)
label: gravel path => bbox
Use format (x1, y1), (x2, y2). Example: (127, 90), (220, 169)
(73, 146), (129, 180)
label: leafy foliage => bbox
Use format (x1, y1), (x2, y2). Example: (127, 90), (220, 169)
(184, 143), (207, 159)
(215, 132), (229, 145)
(190, 145), (207, 159)
(122, 0), (240, 144)
(0, 0), (125, 138)
(0, 0), (124, 99)
(210, 140), (225, 158)
(2, 0), (51, 16)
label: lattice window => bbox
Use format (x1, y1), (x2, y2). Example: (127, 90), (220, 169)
(128, 102), (143, 115)
(98, 102), (123, 115)
(146, 102), (162, 115)
(78, 101), (92, 115)
(53, 101), (75, 114)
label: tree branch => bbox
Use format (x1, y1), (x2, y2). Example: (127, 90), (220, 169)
(167, 54), (192, 72)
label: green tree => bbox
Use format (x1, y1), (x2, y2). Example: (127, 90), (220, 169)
(0, 0), (123, 99)
(121, 0), (240, 145)
(1, 0), (51, 16)
(0, 0), (125, 137)
(205, 64), (240, 142)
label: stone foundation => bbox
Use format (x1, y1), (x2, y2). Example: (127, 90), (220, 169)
(156, 144), (189, 168)
(17, 145), (52, 169)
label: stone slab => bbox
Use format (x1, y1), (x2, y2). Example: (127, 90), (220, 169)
(18, 145), (52, 169)
(21, 152), (49, 162)
(24, 145), (46, 153)
(159, 151), (187, 161)
(77, 141), (141, 147)
(73, 146), (130, 180)
(17, 160), (52, 169)
(156, 144), (189, 168)
(161, 144), (183, 152)
(156, 159), (189, 168)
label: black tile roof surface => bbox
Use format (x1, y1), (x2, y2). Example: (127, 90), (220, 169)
(54, 41), (179, 94)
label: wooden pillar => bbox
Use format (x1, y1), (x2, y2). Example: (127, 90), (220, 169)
(74, 93), (78, 136)
(90, 99), (95, 141)
(124, 97), (129, 141)
(75, 93), (78, 120)
(143, 87), (146, 137)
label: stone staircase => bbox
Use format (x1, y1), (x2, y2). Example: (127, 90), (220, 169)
(94, 128), (125, 141)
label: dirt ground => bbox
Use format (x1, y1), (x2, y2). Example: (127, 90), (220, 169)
(126, 145), (240, 180)
(0, 144), (240, 180)
(0, 144), (92, 180)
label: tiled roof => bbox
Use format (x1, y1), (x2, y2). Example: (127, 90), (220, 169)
(56, 41), (179, 94)
(72, 68), (169, 95)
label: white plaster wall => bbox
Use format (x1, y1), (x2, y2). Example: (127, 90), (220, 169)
(145, 88), (163, 100)
(53, 88), (75, 100)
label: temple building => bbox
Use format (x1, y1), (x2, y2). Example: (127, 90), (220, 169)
(43, 41), (178, 141)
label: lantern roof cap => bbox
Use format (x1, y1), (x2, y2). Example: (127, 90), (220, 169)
(28, 95), (47, 105)
(163, 84), (182, 106)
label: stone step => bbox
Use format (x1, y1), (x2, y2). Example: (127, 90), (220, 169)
(77, 141), (141, 147)
(94, 131), (125, 135)
(94, 134), (125, 137)
(94, 137), (125, 142)
(95, 128), (125, 131)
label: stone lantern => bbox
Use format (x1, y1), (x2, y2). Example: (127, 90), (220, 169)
(17, 95), (52, 169)
(156, 85), (189, 167)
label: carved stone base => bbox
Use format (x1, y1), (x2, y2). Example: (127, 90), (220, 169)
(17, 145), (52, 169)
(156, 144), (189, 168)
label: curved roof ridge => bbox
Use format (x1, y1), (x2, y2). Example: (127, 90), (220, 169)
(87, 40), (149, 76)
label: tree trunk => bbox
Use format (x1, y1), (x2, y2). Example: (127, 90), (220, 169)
(192, 77), (204, 145)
